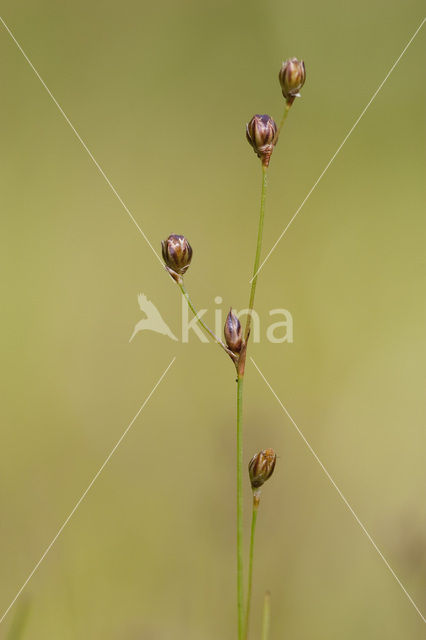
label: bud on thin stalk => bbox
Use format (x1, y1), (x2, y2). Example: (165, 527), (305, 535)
(246, 114), (278, 168)
(278, 57), (306, 104)
(245, 449), (276, 640)
(162, 242), (237, 362)
(161, 234), (193, 283)
(224, 308), (243, 355)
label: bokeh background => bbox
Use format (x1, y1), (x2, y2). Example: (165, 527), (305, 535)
(1, 1), (425, 638)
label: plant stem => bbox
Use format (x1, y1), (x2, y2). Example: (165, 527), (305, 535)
(178, 280), (235, 358)
(261, 591), (271, 640)
(236, 374), (244, 640)
(244, 165), (268, 343)
(244, 495), (259, 639)
(277, 100), (292, 138)
(236, 162), (269, 639)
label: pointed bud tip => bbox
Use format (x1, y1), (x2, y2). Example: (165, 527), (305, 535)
(224, 308), (243, 354)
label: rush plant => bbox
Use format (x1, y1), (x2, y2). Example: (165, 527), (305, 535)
(162, 57), (306, 639)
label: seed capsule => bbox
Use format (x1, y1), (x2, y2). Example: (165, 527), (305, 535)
(246, 114), (278, 167)
(248, 448), (277, 489)
(278, 58), (306, 101)
(224, 308), (243, 354)
(161, 234), (193, 282)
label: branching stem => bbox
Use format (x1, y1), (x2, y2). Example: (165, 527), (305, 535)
(177, 281), (236, 359)
(237, 163), (269, 639)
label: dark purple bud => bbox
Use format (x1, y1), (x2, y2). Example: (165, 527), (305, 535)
(224, 308), (243, 354)
(246, 114), (278, 167)
(161, 234), (193, 282)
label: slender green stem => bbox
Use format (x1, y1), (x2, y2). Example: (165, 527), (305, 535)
(178, 281), (235, 358)
(277, 101), (292, 138)
(236, 161), (269, 638)
(261, 591), (271, 640)
(236, 375), (244, 640)
(244, 496), (259, 639)
(244, 165), (268, 343)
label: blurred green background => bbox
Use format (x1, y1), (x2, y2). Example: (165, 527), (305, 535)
(0, 1), (425, 638)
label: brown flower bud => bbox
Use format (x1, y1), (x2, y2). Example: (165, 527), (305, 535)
(161, 234), (193, 282)
(246, 114), (278, 167)
(248, 448), (276, 490)
(278, 58), (306, 101)
(224, 308), (243, 354)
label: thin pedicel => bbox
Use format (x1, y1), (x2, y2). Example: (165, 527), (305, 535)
(161, 234), (236, 360)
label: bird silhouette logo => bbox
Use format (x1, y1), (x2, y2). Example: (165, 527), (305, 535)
(129, 294), (178, 343)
